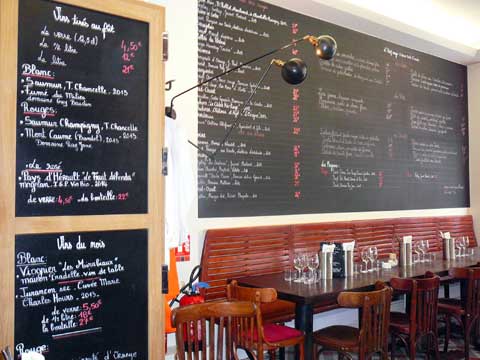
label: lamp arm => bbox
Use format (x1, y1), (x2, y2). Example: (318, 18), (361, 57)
(166, 35), (313, 115)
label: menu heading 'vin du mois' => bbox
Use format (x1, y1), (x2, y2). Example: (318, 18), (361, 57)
(16, 0), (149, 216)
(15, 229), (148, 360)
(197, 0), (469, 218)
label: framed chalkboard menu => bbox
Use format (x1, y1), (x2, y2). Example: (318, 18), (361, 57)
(1, 0), (165, 358)
(16, 0), (149, 216)
(15, 230), (148, 360)
(197, 0), (469, 217)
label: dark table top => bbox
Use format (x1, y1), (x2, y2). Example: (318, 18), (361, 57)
(236, 250), (480, 305)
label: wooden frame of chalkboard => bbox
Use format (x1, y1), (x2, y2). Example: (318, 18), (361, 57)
(0, 0), (165, 359)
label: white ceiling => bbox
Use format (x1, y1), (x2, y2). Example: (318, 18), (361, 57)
(266, 0), (480, 64)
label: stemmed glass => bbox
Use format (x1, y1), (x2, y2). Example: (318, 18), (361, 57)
(455, 238), (464, 258)
(422, 240), (430, 262)
(360, 248), (370, 273)
(306, 253), (319, 284)
(460, 237), (468, 257)
(414, 241), (422, 263)
(293, 254), (304, 282)
(368, 246), (378, 272)
(418, 240), (428, 262)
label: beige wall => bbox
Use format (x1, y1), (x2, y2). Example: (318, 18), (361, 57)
(468, 63), (480, 235)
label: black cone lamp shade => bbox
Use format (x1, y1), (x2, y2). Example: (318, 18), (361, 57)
(281, 58), (307, 85)
(315, 35), (337, 60)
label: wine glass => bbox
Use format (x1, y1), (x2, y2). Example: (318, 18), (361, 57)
(460, 237), (468, 257)
(422, 240), (430, 262)
(455, 238), (463, 258)
(293, 254), (303, 281)
(419, 239), (429, 262)
(414, 241), (422, 263)
(307, 253), (319, 284)
(360, 248), (369, 273)
(368, 246), (378, 272)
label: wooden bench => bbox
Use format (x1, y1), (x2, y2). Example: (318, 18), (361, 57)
(200, 215), (476, 322)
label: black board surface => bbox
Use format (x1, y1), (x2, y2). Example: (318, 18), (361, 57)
(197, 0), (469, 218)
(16, 0), (149, 216)
(14, 229), (148, 360)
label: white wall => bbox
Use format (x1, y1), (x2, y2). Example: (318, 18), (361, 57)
(468, 63), (480, 234)
(150, 0), (475, 357)
(151, 0), (471, 282)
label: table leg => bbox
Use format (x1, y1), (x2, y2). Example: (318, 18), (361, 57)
(295, 303), (313, 360)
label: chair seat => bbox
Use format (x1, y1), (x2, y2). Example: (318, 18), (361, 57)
(390, 312), (410, 334)
(263, 323), (303, 343)
(243, 323), (303, 344)
(260, 299), (295, 323)
(313, 325), (359, 350)
(438, 298), (465, 315)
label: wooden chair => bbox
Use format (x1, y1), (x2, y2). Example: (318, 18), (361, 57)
(389, 271), (440, 360)
(227, 280), (305, 360)
(171, 300), (258, 360)
(438, 266), (480, 359)
(313, 281), (392, 360)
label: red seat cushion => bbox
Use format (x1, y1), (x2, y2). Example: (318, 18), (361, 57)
(313, 325), (359, 349)
(260, 300), (295, 323)
(263, 323), (303, 343)
(438, 298), (465, 315)
(243, 324), (303, 343)
(390, 312), (410, 334)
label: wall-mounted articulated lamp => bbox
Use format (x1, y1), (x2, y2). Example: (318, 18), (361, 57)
(165, 34), (337, 158)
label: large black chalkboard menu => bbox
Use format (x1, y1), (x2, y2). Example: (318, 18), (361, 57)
(16, 0), (149, 216)
(14, 229), (147, 360)
(197, 0), (469, 217)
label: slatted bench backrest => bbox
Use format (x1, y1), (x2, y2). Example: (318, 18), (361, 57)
(200, 215), (476, 302)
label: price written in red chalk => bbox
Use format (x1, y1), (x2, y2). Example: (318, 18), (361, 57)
(117, 192), (129, 201)
(121, 40), (142, 75)
(79, 299), (102, 327)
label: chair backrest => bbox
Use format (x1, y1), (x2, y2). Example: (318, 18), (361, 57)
(171, 300), (257, 360)
(390, 272), (440, 336)
(449, 267), (480, 320)
(226, 280), (277, 304)
(226, 280), (278, 346)
(337, 281), (392, 357)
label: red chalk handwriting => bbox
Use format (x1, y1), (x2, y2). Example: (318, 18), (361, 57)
(79, 299), (102, 327)
(293, 145), (300, 158)
(378, 171), (384, 188)
(121, 40), (142, 75)
(117, 192), (129, 201)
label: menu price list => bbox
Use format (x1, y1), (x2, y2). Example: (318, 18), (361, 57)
(16, 0), (149, 216)
(197, 0), (469, 217)
(15, 230), (148, 360)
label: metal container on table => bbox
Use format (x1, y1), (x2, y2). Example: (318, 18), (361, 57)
(320, 244), (334, 279)
(449, 237), (457, 259)
(443, 237), (452, 260)
(342, 241), (355, 277)
(399, 236), (413, 267)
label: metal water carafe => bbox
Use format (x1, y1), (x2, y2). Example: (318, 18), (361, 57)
(399, 235), (413, 267)
(320, 244), (334, 279)
(342, 241), (355, 277)
(442, 232), (452, 260)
